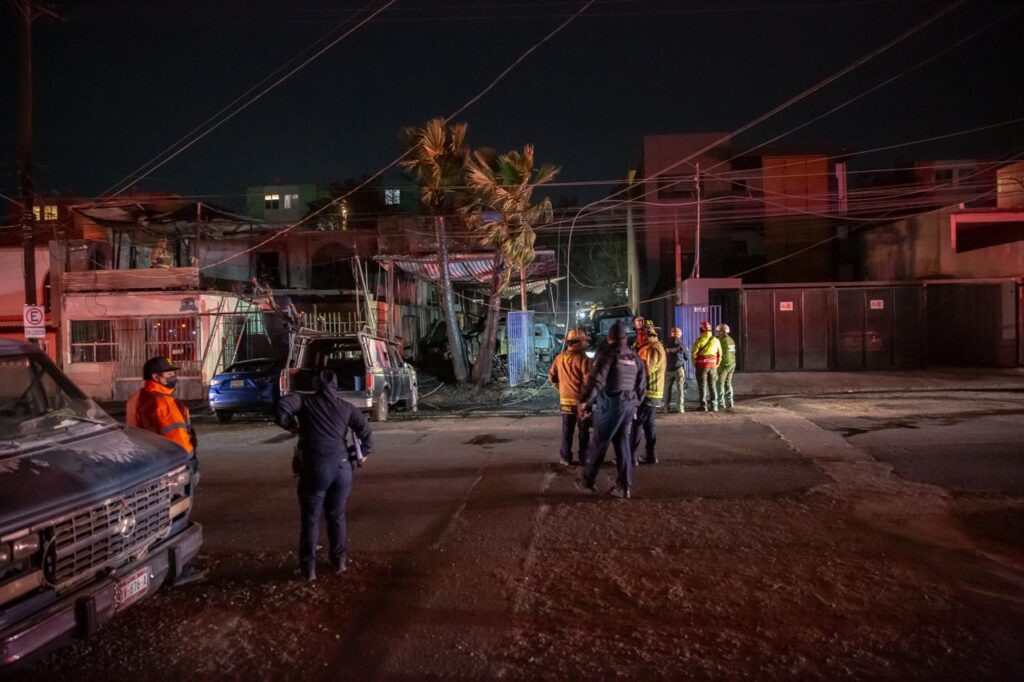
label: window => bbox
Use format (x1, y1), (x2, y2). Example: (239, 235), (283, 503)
(147, 317), (197, 365)
(283, 193), (300, 209)
(31, 206), (40, 221)
(384, 188), (401, 206)
(256, 252), (282, 288)
(70, 320), (117, 362)
(935, 169), (954, 183)
(43, 204), (58, 221)
(264, 193), (281, 210)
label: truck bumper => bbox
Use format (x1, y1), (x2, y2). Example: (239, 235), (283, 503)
(0, 521), (203, 667)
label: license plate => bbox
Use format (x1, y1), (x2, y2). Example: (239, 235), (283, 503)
(230, 380), (245, 388)
(116, 567), (150, 610)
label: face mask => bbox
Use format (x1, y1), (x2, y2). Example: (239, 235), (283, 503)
(164, 377), (178, 390)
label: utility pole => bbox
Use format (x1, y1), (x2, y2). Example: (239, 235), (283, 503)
(694, 162), (702, 279)
(625, 170), (640, 314)
(17, 0), (37, 319)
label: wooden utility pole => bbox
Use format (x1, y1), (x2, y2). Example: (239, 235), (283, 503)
(625, 170), (640, 314)
(17, 0), (37, 316)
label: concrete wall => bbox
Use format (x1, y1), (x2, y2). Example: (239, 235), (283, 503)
(0, 247), (50, 315)
(863, 206), (1024, 280)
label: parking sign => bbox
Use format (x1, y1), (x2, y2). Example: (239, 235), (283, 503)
(23, 305), (45, 339)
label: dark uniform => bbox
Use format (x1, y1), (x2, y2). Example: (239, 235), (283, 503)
(663, 334), (687, 413)
(578, 324), (647, 497)
(276, 369), (373, 580)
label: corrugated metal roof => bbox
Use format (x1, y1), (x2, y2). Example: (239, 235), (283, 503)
(377, 250), (557, 285)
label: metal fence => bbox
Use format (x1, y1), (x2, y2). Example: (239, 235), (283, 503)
(674, 304), (722, 382)
(507, 310), (536, 386)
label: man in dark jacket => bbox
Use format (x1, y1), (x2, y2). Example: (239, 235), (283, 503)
(576, 323), (647, 499)
(276, 369), (373, 581)
(663, 326), (687, 413)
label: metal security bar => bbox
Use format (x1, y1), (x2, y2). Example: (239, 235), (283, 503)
(675, 305), (722, 382)
(507, 311), (536, 387)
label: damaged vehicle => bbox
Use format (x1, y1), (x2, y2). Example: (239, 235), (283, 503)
(0, 340), (202, 667)
(279, 329), (417, 422)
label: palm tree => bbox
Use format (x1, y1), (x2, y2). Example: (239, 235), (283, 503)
(400, 118), (470, 383)
(463, 144), (558, 384)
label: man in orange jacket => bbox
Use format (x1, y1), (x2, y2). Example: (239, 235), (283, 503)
(128, 356), (196, 459)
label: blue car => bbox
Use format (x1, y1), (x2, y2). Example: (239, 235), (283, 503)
(207, 358), (282, 422)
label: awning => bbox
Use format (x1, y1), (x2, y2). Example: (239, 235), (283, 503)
(377, 250), (558, 285)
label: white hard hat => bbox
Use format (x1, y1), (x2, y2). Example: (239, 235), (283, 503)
(715, 323), (730, 335)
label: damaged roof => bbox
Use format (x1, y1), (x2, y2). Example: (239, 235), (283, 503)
(376, 250), (558, 285)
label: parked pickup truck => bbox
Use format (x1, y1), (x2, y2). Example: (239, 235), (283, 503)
(0, 339), (202, 667)
(279, 329), (418, 422)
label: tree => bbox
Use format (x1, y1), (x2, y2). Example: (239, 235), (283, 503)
(463, 144), (558, 384)
(400, 119), (470, 383)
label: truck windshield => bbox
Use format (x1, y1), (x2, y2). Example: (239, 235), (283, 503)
(0, 354), (114, 449)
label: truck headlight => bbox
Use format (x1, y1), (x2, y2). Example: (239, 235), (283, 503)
(11, 535), (40, 561)
(166, 468), (190, 499)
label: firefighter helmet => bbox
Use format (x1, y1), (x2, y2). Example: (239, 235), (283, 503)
(699, 321), (712, 332)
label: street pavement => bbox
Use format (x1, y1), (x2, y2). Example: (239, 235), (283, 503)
(13, 387), (1024, 680)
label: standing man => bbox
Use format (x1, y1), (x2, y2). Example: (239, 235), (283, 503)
(548, 326), (592, 467)
(692, 321), (722, 412)
(715, 323), (738, 410)
(576, 323), (646, 499)
(277, 369), (373, 582)
(128, 356), (204, 583)
(632, 321), (665, 465)
(128, 356), (196, 464)
(631, 315), (646, 349)
(663, 326), (687, 413)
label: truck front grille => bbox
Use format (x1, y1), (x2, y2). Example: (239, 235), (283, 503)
(45, 478), (172, 588)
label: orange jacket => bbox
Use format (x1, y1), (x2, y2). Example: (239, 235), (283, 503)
(131, 380), (194, 456)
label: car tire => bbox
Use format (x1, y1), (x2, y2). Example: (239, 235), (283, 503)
(214, 410), (233, 423)
(373, 392), (389, 422)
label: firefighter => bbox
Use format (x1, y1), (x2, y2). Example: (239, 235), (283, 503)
(632, 320), (665, 464)
(692, 321), (722, 412)
(277, 369), (373, 582)
(715, 323), (738, 410)
(128, 356), (196, 461)
(548, 326), (592, 467)
(575, 323), (647, 499)
(663, 326), (687, 413)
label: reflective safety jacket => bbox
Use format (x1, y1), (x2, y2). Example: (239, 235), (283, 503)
(548, 348), (591, 414)
(692, 332), (722, 370)
(637, 335), (667, 402)
(131, 380), (194, 456)
(718, 333), (737, 369)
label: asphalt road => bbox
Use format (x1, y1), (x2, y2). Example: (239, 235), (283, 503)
(14, 390), (1024, 680)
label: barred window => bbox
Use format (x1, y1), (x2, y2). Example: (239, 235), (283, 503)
(70, 320), (117, 362)
(146, 317), (197, 364)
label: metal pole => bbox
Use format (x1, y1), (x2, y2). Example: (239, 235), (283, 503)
(694, 162), (701, 279)
(18, 0), (37, 322)
(625, 170), (639, 313)
(520, 269), (526, 311)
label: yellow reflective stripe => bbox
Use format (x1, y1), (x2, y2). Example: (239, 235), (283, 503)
(559, 397), (579, 406)
(160, 422), (188, 435)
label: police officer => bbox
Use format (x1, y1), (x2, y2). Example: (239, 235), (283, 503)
(276, 368), (373, 581)
(692, 321), (722, 412)
(715, 323), (738, 410)
(548, 326), (591, 467)
(576, 323), (647, 499)
(663, 327), (687, 413)
(632, 321), (665, 465)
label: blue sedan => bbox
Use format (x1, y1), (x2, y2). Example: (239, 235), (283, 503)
(207, 358), (282, 422)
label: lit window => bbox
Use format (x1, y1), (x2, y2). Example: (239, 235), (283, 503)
(283, 193), (299, 209)
(44, 205), (58, 221)
(264, 193), (280, 210)
(31, 206), (40, 220)
(384, 189), (401, 206)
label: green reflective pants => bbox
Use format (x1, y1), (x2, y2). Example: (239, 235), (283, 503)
(716, 366), (735, 410)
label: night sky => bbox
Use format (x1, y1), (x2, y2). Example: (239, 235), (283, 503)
(1, 0), (1021, 208)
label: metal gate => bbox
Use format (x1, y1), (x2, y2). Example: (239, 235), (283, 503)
(507, 311), (536, 386)
(674, 304), (721, 381)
